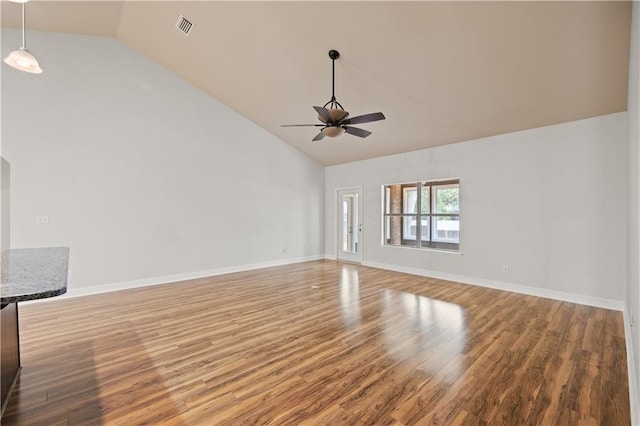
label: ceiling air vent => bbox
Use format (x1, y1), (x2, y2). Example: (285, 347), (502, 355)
(175, 15), (194, 36)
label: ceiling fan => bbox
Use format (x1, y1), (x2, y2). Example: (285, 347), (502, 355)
(281, 50), (385, 141)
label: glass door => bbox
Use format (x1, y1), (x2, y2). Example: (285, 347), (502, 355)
(337, 188), (363, 263)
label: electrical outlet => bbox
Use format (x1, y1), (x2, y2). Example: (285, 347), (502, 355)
(502, 265), (509, 274)
(36, 215), (49, 224)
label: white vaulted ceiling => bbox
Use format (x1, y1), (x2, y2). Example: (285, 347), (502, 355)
(1, 1), (632, 166)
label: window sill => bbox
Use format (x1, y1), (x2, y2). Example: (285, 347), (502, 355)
(381, 244), (462, 255)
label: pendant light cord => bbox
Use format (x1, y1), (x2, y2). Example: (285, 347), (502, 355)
(21, 2), (27, 49)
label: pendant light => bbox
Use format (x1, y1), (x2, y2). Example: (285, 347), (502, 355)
(4, 0), (42, 74)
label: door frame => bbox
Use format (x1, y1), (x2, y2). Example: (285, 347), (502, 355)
(336, 187), (363, 263)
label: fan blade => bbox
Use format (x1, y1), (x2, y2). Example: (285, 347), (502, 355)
(281, 124), (325, 127)
(313, 106), (333, 123)
(344, 126), (372, 138)
(312, 131), (326, 141)
(341, 112), (385, 125)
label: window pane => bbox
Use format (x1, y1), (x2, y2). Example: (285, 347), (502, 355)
(385, 215), (397, 245)
(432, 215), (460, 243)
(433, 184), (459, 214)
(385, 215), (417, 247)
(384, 216), (402, 246)
(384, 215), (391, 242)
(386, 185), (402, 215)
(342, 199), (350, 251)
(403, 215), (417, 240)
(420, 217), (430, 241)
(385, 187), (390, 215)
(403, 186), (418, 214)
(420, 189), (430, 214)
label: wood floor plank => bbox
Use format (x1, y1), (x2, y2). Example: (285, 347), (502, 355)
(1, 260), (631, 425)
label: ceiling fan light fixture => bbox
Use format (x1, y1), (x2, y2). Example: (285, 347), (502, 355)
(322, 127), (345, 138)
(281, 49), (385, 140)
(4, 48), (42, 74)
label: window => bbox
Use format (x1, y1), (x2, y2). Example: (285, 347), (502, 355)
(383, 179), (459, 251)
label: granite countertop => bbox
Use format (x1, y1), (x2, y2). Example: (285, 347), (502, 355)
(0, 247), (69, 304)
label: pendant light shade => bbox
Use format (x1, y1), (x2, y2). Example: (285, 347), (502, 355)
(4, 48), (41, 74)
(4, 0), (42, 74)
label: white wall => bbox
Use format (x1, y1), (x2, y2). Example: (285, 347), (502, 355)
(326, 113), (628, 306)
(1, 159), (9, 257)
(1, 30), (325, 291)
(626, 1), (640, 421)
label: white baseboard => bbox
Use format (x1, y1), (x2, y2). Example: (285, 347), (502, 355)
(624, 309), (640, 426)
(361, 260), (625, 311)
(25, 255), (325, 302)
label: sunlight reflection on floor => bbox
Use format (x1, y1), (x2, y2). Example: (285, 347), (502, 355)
(339, 267), (361, 329)
(382, 289), (467, 382)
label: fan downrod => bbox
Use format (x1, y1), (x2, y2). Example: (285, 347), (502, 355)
(325, 50), (343, 111)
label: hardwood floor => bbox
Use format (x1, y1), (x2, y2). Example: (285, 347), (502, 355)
(2, 260), (630, 425)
